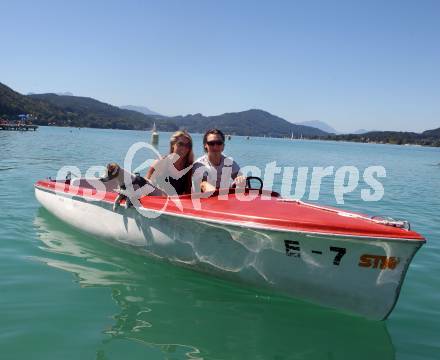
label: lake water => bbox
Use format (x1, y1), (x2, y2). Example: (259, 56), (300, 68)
(1, 127), (439, 359)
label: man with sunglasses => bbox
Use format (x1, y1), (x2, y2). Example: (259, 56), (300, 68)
(192, 128), (245, 193)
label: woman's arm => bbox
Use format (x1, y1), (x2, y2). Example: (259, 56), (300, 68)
(145, 159), (159, 179)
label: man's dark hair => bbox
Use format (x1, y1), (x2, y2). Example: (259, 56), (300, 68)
(203, 128), (225, 152)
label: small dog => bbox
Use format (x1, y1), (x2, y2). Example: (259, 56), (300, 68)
(100, 163), (162, 210)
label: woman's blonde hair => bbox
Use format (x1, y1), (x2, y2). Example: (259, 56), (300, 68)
(169, 130), (194, 165)
(169, 130), (194, 194)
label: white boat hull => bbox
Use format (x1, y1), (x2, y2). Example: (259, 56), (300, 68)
(35, 186), (422, 320)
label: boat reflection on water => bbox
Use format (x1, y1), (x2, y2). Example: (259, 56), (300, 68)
(34, 208), (396, 359)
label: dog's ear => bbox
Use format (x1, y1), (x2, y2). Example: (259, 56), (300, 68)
(107, 163), (119, 176)
(101, 163), (119, 182)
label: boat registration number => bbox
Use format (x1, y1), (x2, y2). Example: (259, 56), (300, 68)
(284, 240), (400, 270)
(284, 240), (346, 266)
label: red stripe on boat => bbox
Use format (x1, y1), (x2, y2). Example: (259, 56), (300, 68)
(35, 180), (425, 241)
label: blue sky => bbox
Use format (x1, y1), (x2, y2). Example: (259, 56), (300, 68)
(1, 0), (439, 132)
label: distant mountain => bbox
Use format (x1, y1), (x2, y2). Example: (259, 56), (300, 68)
(26, 91), (74, 96)
(120, 105), (162, 116)
(171, 109), (329, 137)
(422, 127), (440, 138)
(5, 81), (438, 145)
(1, 82), (65, 119)
(0, 82), (327, 136)
(323, 129), (440, 146)
(27, 93), (176, 130)
(350, 128), (381, 135)
(295, 120), (338, 134)
(0, 81), (175, 130)
(351, 129), (369, 134)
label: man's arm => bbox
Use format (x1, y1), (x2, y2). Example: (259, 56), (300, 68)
(231, 160), (246, 187)
(192, 162), (217, 193)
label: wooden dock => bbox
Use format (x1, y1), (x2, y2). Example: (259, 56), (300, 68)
(0, 124), (39, 131)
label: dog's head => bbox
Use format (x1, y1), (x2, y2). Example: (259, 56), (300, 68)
(100, 162), (120, 182)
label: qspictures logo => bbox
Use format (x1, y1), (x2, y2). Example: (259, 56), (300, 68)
(54, 142), (386, 219)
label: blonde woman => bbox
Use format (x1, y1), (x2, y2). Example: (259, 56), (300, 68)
(146, 130), (194, 195)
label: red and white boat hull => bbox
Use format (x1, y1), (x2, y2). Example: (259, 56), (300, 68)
(35, 180), (424, 320)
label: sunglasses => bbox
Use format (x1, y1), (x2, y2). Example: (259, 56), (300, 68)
(176, 140), (191, 148)
(206, 140), (224, 146)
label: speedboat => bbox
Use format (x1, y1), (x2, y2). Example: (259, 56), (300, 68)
(34, 177), (425, 320)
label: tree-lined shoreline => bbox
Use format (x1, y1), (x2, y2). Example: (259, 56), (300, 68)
(1, 81), (439, 146)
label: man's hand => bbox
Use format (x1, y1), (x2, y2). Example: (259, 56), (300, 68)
(200, 181), (216, 193)
(233, 175), (246, 188)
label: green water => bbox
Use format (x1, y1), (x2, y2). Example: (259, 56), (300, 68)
(1, 127), (439, 359)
